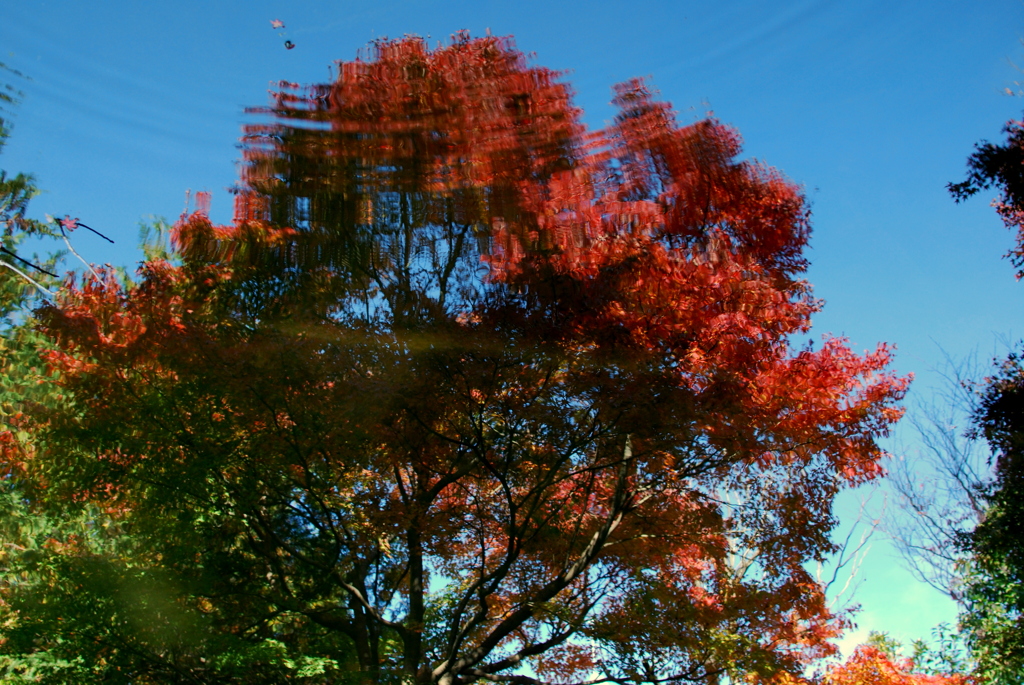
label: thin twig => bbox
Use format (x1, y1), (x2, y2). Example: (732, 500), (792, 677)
(60, 226), (101, 280)
(76, 222), (114, 243)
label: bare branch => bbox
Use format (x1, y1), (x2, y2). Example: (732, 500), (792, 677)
(884, 347), (995, 600)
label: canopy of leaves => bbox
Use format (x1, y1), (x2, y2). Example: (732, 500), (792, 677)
(2, 33), (908, 684)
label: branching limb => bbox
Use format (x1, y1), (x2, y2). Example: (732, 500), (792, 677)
(59, 226), (101, 280)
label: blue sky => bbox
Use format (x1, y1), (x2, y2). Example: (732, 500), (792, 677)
(3, 0), (1023, 661)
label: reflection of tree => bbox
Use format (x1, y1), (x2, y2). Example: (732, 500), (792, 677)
(3, 34), (909, 684)
(219, 35), (585, 325)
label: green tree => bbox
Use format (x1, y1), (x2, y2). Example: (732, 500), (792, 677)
(0, 65), (94, 684)
(962, 353), (1024, 684)
(0, 67), (360, 685)
(949, 109), (1024, 684)
(0, 65), (318, 685)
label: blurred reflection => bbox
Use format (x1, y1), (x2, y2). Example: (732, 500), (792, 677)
(174, 32), (809, 335)
(177, 33), (588, 324)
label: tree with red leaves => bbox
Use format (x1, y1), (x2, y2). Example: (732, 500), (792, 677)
(759, 643), (973, 685)
(822, 646), (970, 685)
(2, 33), (908, 684)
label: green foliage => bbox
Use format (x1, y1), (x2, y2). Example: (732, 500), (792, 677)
(0, 510), (356, 683)
(960, 351), (1024, 684)
(863, 626), (972, 679)
(0, 346), (361, 682)
(138, 217), (177, 264)
(961, 561), (1023, 685)
(0, 122), (360, 683)
(949, 107), (1024, 684)
(864, 631), (903, 660)
(909, 623), (974, 678)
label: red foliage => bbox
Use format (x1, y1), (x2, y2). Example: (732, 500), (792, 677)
(760, 644), (974, 685)
(826, 646), (973, 685)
